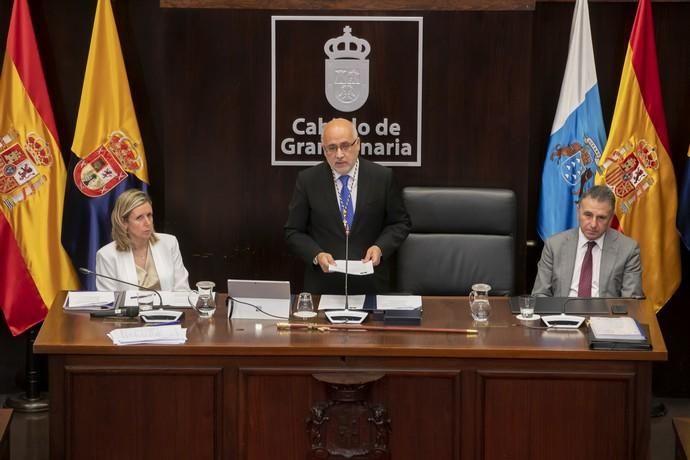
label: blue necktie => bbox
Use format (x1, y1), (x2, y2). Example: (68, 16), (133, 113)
(339, 175), (354, 230)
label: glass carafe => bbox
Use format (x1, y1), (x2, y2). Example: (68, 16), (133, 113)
(469, 283), (491, 321)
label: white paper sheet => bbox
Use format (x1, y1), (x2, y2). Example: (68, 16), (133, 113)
(328, 260), (374, 275)
(376, 295), (423, 310)
(318, 295), (366, 310)
(64, 291), (115, 309)
(107, 324), (187, 345)
(589, 316), (645, 341)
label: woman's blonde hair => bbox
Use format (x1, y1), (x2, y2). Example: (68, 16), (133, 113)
(111, 189), (159, 251)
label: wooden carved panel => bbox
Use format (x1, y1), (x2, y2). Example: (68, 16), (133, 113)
(307, 373), (390, 459)
(238, 365), (462, 459)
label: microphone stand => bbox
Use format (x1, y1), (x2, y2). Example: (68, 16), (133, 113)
(4, 323), (49, 413)
(344, 227), (350, 318)
(79, 267), (164, 308)
(325, 218), (368, 324)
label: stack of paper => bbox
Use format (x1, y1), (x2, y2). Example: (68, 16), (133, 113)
(588, 317), (645, 341)
(317, 294), (423, 311)
(64, 291), (115, 311)
(107, 324), (187, 345)
(376, 295), (422, 310)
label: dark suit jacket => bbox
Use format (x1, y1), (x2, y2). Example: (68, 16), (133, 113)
(284, 159), (411, 294)
(531, 228), (643, 298)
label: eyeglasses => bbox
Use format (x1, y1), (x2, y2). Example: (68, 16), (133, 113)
(324, 138), (359, 154)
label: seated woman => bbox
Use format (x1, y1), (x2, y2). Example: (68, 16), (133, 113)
(95, 189), (190, 291)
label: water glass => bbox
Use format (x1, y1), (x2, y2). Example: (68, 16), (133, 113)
(192, 281), (216, 318)
(137, 292), (155, 312)
(518, 294), (536, 319)
(294, 293), (316, 319)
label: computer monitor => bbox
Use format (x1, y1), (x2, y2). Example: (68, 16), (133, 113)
(227, 279), (291, 320)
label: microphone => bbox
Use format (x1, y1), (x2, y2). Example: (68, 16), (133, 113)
(541, 297), (587, 329)
(79, 267), (164, 308)
(90, 306), (139, 318)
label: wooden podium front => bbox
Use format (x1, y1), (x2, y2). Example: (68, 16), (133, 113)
(35, 294), (665, 460)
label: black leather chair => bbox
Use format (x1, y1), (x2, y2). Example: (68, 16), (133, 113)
(395, 187), (516, 296)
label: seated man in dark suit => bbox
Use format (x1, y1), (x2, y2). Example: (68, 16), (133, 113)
(284, 118), (411, 294)
(532, 185), (643, 298)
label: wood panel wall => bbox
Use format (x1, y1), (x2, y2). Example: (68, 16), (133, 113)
(0, 0), (688, 395)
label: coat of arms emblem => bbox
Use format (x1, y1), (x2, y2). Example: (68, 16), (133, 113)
(0, 128), (53, 209)
(550, 136), (602, 199)
(601, 138), (658, 214)
(74, 130), (142, 197)
(324, 26), (371, 113)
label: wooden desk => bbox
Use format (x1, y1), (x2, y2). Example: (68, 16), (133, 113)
(0, 408), (12, 460)
(35, 295), (666, 460)
(674, 417), (690, 460)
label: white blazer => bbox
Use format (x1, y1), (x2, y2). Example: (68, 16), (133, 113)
(95, 233), (190, 291)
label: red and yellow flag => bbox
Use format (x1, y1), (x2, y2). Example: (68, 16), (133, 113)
(596, 0), (680, 312)
(0, 0), (79, 335)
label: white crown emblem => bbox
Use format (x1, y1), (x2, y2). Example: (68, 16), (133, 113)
(324, 26), (371, 113)
(324, 26), (371, 60)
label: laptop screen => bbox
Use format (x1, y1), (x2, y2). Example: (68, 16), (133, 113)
(227, 279), (291, 300)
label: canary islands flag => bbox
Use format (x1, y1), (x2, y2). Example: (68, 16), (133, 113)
(537, 0), (606, 241)
(62, 0), (149, 290)
(596, 0), (680, 312)
(0, 0), (79, 335)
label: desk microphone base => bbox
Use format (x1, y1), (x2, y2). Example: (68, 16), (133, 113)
(325, 310), (368, 324)
(541, 314), (585, 329)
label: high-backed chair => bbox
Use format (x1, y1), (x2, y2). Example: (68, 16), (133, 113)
(395, 187), (516, 296)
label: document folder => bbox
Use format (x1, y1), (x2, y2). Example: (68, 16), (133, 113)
(586, 323), (651, 351)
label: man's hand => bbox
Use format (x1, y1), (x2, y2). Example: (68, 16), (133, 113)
(362, 245), (382, 267)
(316, 252), (336, 273)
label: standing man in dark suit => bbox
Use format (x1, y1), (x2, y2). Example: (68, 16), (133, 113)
(532, 185), (643, 298)
(285, 118), (411, 294)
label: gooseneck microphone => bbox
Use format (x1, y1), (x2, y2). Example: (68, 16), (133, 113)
(79, 267), (164, 308)
(90, 306), (140, 318)
(542, 297), (587, 329)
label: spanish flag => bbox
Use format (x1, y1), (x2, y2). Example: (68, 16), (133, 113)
(62, 0), (149, 289)
(0, 0), (79, 335)
(596, 0), (680, 312)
